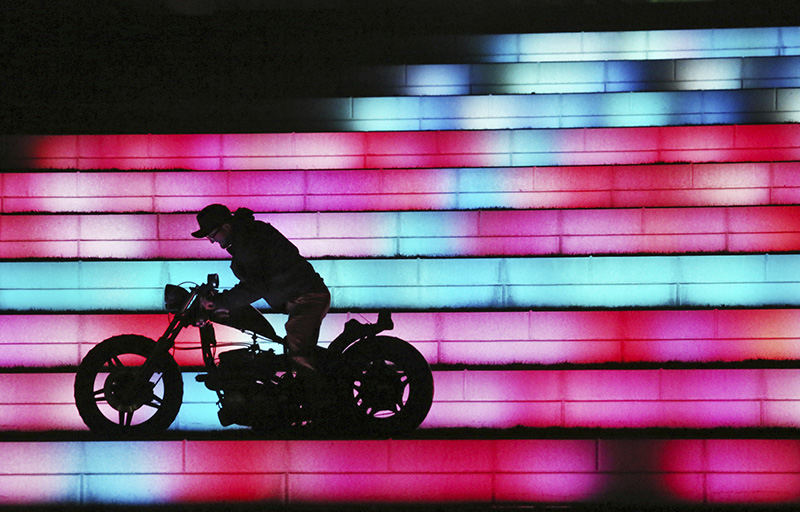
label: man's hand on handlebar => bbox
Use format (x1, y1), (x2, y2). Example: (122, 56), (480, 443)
(197, 290), (231, 322)
(198, 295), (216, 311)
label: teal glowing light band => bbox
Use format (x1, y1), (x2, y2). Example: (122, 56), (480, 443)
(2, 254), (799, 311)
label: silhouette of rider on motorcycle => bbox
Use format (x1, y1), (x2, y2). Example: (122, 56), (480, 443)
(191, 204), (331, 376)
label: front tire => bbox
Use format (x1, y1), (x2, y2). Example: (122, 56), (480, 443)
(339, 336), (433, 436)
(74, 335), (183, 436)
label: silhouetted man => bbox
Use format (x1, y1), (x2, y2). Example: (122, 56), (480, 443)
(192, 204), (330, 374)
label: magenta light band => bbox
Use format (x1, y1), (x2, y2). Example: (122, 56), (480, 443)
(4, 438), (800, 505)
(2, 205), (799, 259)
(3, 161), (799, 213)
(5, 368), (800, 431)
(4, 124), (800, 170)
(3, 309), (800, 368)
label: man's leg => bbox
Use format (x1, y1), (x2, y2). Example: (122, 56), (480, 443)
(284, 290), (332, 419)
(284, 290), (331, 371)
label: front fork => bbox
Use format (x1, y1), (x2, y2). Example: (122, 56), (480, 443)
(197, 322), (224, 401)
(122, 314), (185, 403)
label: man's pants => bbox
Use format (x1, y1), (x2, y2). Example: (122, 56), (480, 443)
(284, 290), (331, 371)
(217, 290), (331, 371)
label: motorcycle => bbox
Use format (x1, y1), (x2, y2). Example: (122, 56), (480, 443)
(74, 274), (434, 436)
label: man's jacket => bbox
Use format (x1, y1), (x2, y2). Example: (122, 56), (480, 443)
(218, 208), (327, 312)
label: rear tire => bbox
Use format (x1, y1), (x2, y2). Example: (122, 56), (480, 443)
(339, 336), (433, 436)
(74, 335), (183, 436)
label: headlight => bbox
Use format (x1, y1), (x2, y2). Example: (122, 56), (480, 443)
(164, 284), (190, 313)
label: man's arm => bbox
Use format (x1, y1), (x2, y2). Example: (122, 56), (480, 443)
(217, 280), (263, 310)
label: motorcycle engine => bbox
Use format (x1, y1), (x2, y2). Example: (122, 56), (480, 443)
(214, 348), (285, 427)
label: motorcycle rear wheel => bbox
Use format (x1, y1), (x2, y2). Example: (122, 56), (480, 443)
(74, 335), (183, 436)
(339, 335), (433, 436)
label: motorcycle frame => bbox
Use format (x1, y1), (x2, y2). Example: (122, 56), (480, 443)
(140, 281), (209, 379)
(143, 274), (391, 386)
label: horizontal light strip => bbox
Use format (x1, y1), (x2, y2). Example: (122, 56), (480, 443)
(5, 369), (800, 431)
(6, 124), (800, 170)
(356, 56), (800, 96)
(2, 206), (799, 259)
(406, 27), (800, 63)
(3, 161), (799, 213)
(3, 309), (800, 367)
(1, 255), (799, 311)
(3, 438), (799, 505)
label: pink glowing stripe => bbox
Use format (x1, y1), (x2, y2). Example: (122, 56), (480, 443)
(4, 162), (799, 213)
(6, 368), (800, 431)
(426, 369), (800, 429)
(4, 125), (800, 170)
(2, 206), (799, 259)
(4, 309), (800, 367)
(7, 438), (800, 505)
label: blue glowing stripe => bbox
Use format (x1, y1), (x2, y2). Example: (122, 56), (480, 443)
(452, 27), (799, 63)
(1, 255), (799, 311)
(343, 88), (799, 131)
(384, 56), (800, 96)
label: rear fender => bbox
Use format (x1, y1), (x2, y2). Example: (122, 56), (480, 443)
(327, 311), (393, 355)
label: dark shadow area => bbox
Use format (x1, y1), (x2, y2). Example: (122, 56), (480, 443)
(3, 425), (800, 443)
(2, 0), (799, 134)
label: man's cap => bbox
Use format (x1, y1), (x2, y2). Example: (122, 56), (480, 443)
(191, 204), (232, 238)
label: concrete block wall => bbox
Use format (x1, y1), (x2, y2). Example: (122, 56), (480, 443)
(3, 161), (800, 213)
(3, 25), (800, 507)
(7, 368), (800, 431)
(4, 206), (800, 259)
(8, 438), (800, 506)
(4, 309), (800, 368)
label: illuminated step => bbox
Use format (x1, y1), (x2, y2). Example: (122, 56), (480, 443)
(353, 55), (800, 96)
(1, 254), (799, 311)
(3, 437), (800, 506)
(401, 26), (800, 63)
(2, 206), (800, 259)
(5, 124), (800, 171)
(4, 162), (799, 213)
(4, 309), (800, 368)
(4, 368), (800, 431)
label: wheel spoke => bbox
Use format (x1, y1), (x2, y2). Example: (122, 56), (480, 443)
(119, 409), (134, 426)
(107, 355), (124, 368)
(93, 388), (107, 403)
(145, 393), (163, 409)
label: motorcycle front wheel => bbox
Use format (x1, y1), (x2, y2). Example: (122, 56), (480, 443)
(74, 335), (183, 436)
(339, 335), (433, 436)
